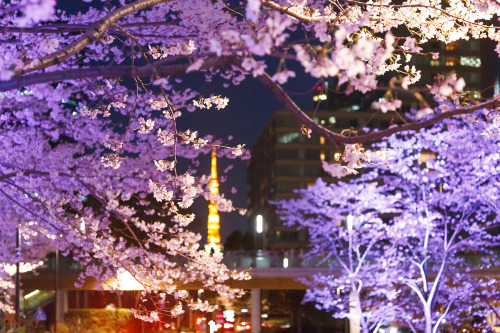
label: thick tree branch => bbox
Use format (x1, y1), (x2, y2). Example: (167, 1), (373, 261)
(0, 21), (180, 34)
(262, 0), (337, 22)
(0, 56), (236, 91)
(257, 72), (500, 144)
(18, 0), (172, 75)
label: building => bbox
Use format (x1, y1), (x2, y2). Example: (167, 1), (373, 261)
(247, 107), (394, 250)
(247, 40), (498, 251)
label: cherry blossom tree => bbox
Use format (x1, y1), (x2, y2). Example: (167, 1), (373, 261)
(277, 115), (500, 332)
(0, 0), (499, 323)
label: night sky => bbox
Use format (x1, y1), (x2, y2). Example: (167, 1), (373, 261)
(180, 69), (318, 243)
(57, 1), (318, 244)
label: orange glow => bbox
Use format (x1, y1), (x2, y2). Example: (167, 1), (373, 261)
(237, 322), (251, 331)
(206, 148), (221, 251)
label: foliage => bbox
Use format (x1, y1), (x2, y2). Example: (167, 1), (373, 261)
(0, 0), (498, 323)
(60, 308), (135, 333)
(277, 115), (500, 333)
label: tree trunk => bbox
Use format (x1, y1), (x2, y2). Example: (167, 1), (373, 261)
(424, 304), (432, 333)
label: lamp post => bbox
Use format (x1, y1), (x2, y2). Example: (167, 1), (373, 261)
(15, 227), (20, 329)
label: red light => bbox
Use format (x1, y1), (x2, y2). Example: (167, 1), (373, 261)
(236, 322), (252, 331)
(316, 86), (322, 91)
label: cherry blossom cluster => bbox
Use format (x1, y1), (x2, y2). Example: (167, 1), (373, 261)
(0, 0), (497, 321)
(277, 114), (500, 332)
(192, 96), (230, 110)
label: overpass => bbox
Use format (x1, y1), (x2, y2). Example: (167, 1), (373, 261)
(19, 251), (500, 333)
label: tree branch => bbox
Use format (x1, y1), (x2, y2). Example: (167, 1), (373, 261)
(262, 0), (337, 22)
(0, 56), (236, 91)
(0, 21), (180, 34)
(18, 0), (172, 75)
(256, 71), (500, 144)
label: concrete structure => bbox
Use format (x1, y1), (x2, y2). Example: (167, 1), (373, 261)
(247, 108), (393, 250)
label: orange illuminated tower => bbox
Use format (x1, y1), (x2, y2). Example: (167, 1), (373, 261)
(205, 148), (222, 253)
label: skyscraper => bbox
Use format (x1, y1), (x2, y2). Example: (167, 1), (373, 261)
(247, 40), (497, 251)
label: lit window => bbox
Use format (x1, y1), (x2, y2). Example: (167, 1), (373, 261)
(460, 56), (481, 68)
(278, 133), (299, 143)
(469, 90), (481, 98)
(334, 152), (341, 161)
(320, 152), (325, 161)
(445, 57), (458, 66)
(319, 136), (325, 145)
(430, 59), (440, 66)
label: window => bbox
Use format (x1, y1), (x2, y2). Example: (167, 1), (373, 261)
(430, 59), (440, 66)
(276, 149), (298, 159)
(446, 57), (458, 66)
(470, 72), (480, 83)
(468, 90), (481, 98)
(460, 56), (481, 68)
(277, 132), (299, 143)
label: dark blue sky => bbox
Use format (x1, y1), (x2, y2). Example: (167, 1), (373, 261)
(180, 69), (318, 243)
(57, 0), (318, 243)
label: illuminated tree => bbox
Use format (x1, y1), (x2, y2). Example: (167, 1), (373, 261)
(277, 116), (500, 332)
(0, 0), (498, 322)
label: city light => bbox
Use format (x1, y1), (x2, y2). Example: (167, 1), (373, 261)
(223, 309), (235, 322)
(208, 320), (218, 333)
(347, 214), (354, 231)
(117, 269), (144, 290)
(223, 322), (234, 329)
(24, 290), (40, 299)
(256, 215), (263, 234)
(237, 322), (251, 331)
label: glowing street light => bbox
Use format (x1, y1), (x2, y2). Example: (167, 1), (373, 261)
(117, 269), (144, 290)
(347, 214), (354, 231)
(256, 215), (263, 234)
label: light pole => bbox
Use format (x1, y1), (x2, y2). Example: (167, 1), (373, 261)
(15, 227), (20, 329)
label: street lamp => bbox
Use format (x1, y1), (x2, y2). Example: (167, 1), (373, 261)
(256, 215), (264, 252)
(347, 214), (354, 231)
(256, 215), (263, 234)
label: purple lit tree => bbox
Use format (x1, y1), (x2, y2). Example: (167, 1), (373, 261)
(0, 0), (498, 321)
(277, 115), (500, 332)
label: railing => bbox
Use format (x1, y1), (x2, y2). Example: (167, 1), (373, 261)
(222, 250), (320, 269)
(39, 251), (499, 272)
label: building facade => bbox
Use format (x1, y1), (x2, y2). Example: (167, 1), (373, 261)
(247, 40), (498, 251)
(247, 108), (393, 250)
